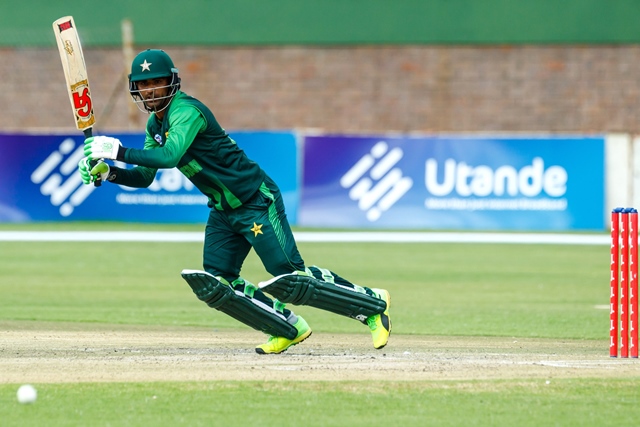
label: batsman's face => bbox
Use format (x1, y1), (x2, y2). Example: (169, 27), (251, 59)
(136, 77), (171, 109)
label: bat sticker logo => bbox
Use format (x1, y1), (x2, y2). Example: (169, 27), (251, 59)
(72, 87), (92, 118)
(57, 20), (73, 32)
(69, 79), (95, 127)
(64, 40), (74, 55)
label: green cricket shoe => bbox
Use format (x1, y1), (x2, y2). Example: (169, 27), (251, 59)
(255, 315), (312, 355)
(366, 289), (391, 349)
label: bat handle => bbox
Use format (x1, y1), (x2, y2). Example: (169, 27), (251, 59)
(83, 128), (102, 187)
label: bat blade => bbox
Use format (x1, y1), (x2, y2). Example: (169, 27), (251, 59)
(53, 16), (100, 185)
(52, 16), (96, 132)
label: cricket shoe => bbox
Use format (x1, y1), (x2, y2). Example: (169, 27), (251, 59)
(366, 289), (391, 349)
(255, 315), (312, 354)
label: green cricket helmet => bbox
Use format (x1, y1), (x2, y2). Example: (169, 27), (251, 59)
(128, 49), (181, 113)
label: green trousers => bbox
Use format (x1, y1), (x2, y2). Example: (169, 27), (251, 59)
(203, 176), (304, 283)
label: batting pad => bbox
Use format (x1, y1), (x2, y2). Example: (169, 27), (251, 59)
(181, 269), (298, 340)
(259, 272), (386, 322)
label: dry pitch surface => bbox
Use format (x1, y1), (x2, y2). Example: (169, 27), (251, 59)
(2, 322), (638, 384)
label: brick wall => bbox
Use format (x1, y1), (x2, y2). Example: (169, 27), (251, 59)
(3, 46), (640, 134)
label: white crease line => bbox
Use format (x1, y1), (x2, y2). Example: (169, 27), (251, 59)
(532, 360), (638, 368)
(0, 231), (610, 245)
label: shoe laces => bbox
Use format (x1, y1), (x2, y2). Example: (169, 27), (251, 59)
(266, 335), (278, 344)
(367, 315), (378, 330)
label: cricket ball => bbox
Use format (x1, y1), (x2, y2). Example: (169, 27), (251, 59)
(17, 384), (37, 404)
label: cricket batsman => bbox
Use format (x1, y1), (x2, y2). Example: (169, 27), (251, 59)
(78, 49), (391, 354)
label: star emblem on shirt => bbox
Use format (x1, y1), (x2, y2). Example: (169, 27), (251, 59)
(140, 59), (152, 72)
(251, 222), (263, 237)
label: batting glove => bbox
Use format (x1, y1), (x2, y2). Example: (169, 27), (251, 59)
(78, 158), (109, 185)
(84, 136), (122, 160)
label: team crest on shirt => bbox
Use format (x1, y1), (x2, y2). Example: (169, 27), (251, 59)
(251, 222), (263, 237)
(154, 134), (164, 145)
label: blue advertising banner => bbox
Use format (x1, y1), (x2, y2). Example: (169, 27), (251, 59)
(0, 131), (298, 223)
(300, 135), (605, 230)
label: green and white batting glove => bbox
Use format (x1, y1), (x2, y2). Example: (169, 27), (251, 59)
(78, 158), (110, 185)
(84, 135), (122, 160)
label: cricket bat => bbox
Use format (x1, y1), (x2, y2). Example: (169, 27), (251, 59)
(52, 16), (101, 186)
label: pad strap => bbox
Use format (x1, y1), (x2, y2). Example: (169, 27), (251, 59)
(260, 272), (386, 323)
(181, 269), (298, 339)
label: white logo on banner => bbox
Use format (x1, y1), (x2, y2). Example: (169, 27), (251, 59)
(424, 157), (569, 211)
(30, 138), (95, 217)
(340, 141), (413, 221)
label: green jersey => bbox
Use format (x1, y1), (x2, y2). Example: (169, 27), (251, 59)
(114, 91), (265, 210)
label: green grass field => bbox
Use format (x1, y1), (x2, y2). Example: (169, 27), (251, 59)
(1, 224), (639, 426)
